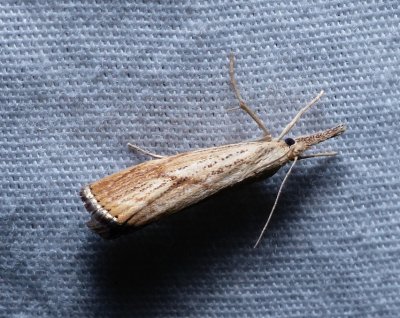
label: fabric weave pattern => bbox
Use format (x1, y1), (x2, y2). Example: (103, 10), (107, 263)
(1, 1), (399, 317)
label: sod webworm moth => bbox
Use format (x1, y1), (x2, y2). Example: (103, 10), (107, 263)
(80, 54), (346, 247)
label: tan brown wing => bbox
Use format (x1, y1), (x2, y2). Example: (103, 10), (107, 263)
(81, 140), (289, 237)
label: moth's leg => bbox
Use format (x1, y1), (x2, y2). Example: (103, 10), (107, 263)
(277, 90), (324, 140)
(298, 151), (337, 160)
(254, 156), (298, 248)
(127, 143), (165, 159)
(229, 53), (272, 141)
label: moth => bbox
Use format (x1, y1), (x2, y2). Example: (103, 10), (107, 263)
(80, 54), (346, 247)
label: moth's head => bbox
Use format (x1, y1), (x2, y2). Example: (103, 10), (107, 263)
(283, 124), (346, 160)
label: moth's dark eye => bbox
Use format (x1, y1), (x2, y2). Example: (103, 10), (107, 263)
(284, 138), (295, 146)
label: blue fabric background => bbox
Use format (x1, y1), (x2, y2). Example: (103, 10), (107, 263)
(1, 1), (399, 317)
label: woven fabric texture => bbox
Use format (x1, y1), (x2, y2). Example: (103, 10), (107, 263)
(1, 1), (399, 317)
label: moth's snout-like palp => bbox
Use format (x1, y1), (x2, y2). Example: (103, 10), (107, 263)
(295, 124), (346, 148)
(288, 124), (347, 160)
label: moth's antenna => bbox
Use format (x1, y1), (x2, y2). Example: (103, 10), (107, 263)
(253, 156), (298, 248)
(277, 91), (324, 140)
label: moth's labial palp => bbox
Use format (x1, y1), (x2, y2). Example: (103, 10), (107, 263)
(284, 138), (295, 146)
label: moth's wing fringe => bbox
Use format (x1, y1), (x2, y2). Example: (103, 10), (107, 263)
(80, 185), (128, 239)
